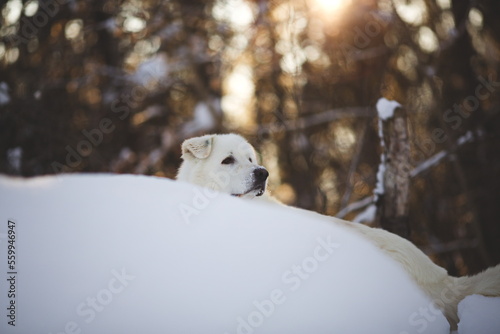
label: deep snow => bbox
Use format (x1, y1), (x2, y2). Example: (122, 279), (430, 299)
(457, 294), (500, 334)
(0, 174), (492, 333)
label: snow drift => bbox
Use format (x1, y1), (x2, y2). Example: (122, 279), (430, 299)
(457, 294), (500, 334)
(0, 173), (452, 334)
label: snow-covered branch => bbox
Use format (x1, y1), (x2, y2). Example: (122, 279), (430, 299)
(410, 130), (477, 178)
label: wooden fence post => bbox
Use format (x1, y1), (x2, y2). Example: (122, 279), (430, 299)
(376, 106), (411, 238)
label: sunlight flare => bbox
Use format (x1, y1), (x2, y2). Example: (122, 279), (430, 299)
(314, 0), (351, 13)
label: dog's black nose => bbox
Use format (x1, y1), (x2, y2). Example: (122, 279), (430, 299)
(253, 168), (269, 182)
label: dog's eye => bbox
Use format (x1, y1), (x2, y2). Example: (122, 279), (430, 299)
(221, 156), (235, 165)
(249, 158), (253, 163)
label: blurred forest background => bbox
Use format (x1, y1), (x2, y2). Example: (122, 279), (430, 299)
(1, 0), (499, 276)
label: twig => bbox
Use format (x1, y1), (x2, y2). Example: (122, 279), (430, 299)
(422, 238), (479, 255)
(339, 120), (369, 210)
(410, 131), (476, 178)
(336, 195), (374, 219)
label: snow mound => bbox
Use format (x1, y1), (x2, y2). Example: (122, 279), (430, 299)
(0, 174), (449, 334)
(457, 295), (500, 334)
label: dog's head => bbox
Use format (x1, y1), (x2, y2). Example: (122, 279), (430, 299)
(177, 134), (269, 198)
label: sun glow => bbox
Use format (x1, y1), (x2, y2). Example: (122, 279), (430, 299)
(314, 0), (351, 13)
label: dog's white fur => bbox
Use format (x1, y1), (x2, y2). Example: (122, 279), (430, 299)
(177, 133), (500, 329)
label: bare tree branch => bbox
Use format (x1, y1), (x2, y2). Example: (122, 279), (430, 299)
(258, 107), (375, 134)
(336, 195), (374, 219)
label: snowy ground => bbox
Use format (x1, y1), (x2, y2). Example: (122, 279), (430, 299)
(0, 174), (497, 333)
(456, 294), (500, 334)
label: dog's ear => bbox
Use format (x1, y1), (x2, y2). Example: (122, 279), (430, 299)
(181, 135), (215, 159)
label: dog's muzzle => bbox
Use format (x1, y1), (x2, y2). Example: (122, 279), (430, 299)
(232, 167), (269, 197)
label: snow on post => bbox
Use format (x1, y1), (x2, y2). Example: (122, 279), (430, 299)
(374, 98), (402, 198)
(376, 98), (401, 121)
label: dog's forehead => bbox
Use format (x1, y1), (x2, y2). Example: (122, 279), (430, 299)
(215, 136), (255, 156)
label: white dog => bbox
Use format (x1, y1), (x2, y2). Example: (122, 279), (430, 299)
(177, 133), (270, 199)
(177, 133), (500, 329)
